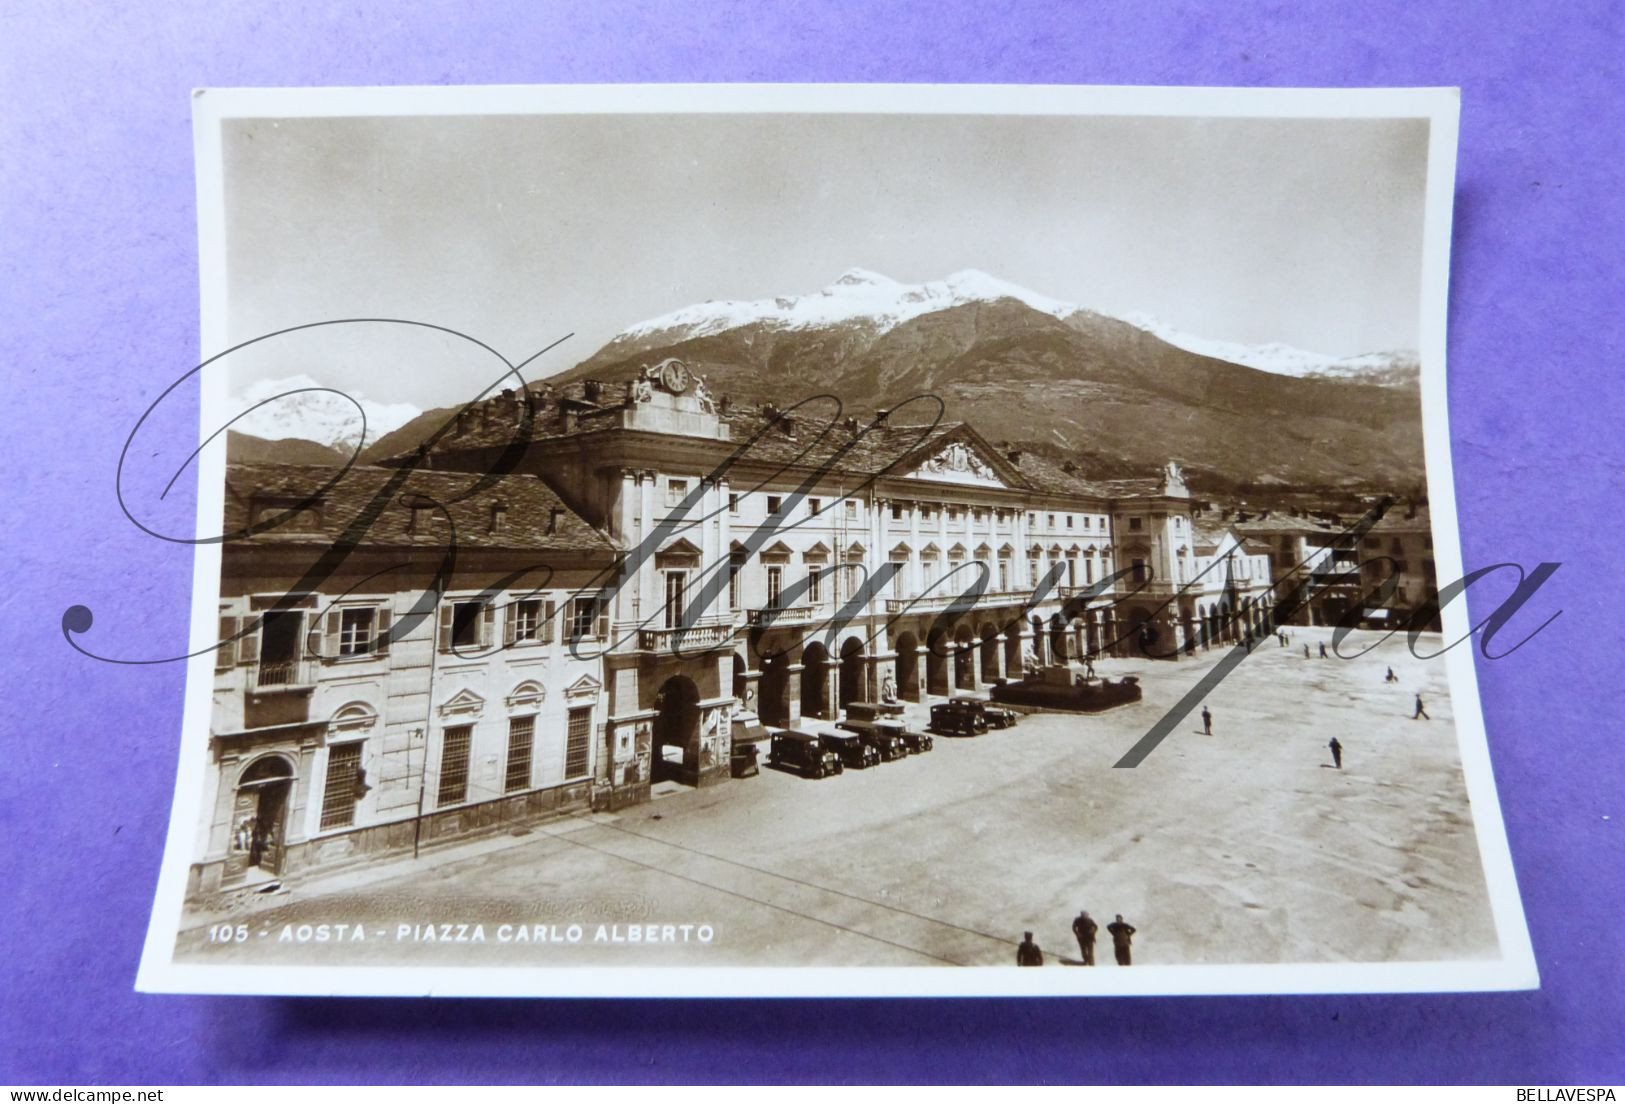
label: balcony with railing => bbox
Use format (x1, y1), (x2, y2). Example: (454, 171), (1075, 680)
(635, 616), (737, 653)
(745, 604), (820, 629)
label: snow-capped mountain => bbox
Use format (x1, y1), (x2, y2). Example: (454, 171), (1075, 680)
(1122, 312), (1419, 384)
(610, 267), (1076, 344)
(229, 374), (422, 451)
(603, 268), (1415, 387)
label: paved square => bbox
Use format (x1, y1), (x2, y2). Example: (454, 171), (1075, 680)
(177, 626), (1496, 968)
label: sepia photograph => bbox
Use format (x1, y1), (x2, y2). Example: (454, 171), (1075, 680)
(131, 84), (1533, 997)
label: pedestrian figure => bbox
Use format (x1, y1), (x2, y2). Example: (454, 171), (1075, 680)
(1385, 666), (1397, 683)
(1016, 931), (1044, 966)
(1201, 706), (1212, 735)
(1072, 910), (1098, 966)
(1329, 736), (1343, 769)
(1413, 693), (1430, 720)
(1303, 643), (1311, 658)
(1084, 656), (1096, 680)
(1279, 632), (1286, 647)
(1318, 641), (1328, 658)
(1106, 914), (1136, 966)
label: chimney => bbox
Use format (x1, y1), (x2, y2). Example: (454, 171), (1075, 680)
(583, 379), (603, 403)
(1061, 460), (1077, 475)
(1006, 449), (1023, 464)
(717, 394), (732, 415)
(549, 507), (564, 535)
(844, 416), (859, 434)
(874, 407), (891, 426)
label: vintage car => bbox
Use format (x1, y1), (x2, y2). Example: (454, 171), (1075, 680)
(729, 740), (761, 778)
(767, 730), (843, 779)
(836, 719), (908, 761)
(818, 728), (882, 770)
(873, 716), (932, 754)
(950, 695), (1019, 729)
(989, 664), (1143, 712)
(929, 700), (989, 737)
(843, 700), (908, 723)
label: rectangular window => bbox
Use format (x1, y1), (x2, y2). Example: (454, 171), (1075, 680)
(998, 560), (1010, 592)
(891, 503), (904, 521)
(1066, 515), (1074, 529)
(1129, 517), (1142, 530)
(806, 566), (823, 603)
(808, 497), (821, 516)
(666, 478), (688, 507)
(318, 742), (363, 830)
(728, 492), (740, 514)
(1131, 558), (1147, 584)
(1047, 514), (1056, 528)
(510, 598), (542, 644)
(338, 607), (375, 656)
(565, 708), (592, 778)
(765, 565), (784, 608)
(436, 725), (472, 807)
(570, 597), (597, 640)
(766, 495), (782, 515)
(728, 550), (746, 609)
(505, 716), (534, 794)
(845, 499), (859, 520)
(440, 600), (489, 652)
(664, 571), (687, 628)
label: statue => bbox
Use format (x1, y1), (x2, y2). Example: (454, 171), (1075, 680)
(880, 676), (897, 704)
(630, 378), (653, 404)
(694, 373), (716, 414)
(1160, 460), (1188, 496)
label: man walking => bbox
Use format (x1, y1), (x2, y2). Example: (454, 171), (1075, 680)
(1016, 931), (1044, 966)
(1413, 693), (1430, 720)
(1201, 706), (1213, 735)
(1072, 910), (1098, 966)
(1329, 736), (1343, 769)
(1106, 914), (1137, 965)
(1304, 643), (1311, 659)
(1319, 641), (1328, 658)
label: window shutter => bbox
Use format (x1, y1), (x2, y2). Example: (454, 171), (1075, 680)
(374, 607), (391, 656)
(595, 607), (609, 641)
(542, 600), (556, 644)
(323, 609), (341, 660)
(304, 612), (323, 657)
(237, 616), (260, 666)
(481, 603), (496, 648)
(503, 602), (517, 647)
(216, 616), (237, 672)
(437, 604), (453, 653)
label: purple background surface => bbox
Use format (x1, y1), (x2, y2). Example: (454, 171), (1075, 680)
(2, 0), (1621, 1085)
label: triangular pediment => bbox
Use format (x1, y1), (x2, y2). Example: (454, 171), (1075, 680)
(565, 674), (603, 701)
(656, 536), (704, 561)
(899, 432), (1012, 488)
(438, 688), (486, 719)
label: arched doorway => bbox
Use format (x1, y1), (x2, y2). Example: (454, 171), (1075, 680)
(894, 631), (921, 701)
(838, 636), (867, 709)
(1003, 618), (1024, 676)
(953, 623), (976, 690)
(1127, 609), (1156, 656)
(978, 623), (1001, 683)
(731, 650), (748, 703)
(653, 675), (701, 784)
(758, 649), (791, 728)
(801, 641), (830, 719)
(1030, 616), (1046, 666)
(1049, 614), (1069, 662)
(230, 754), (295, 882)
(925, 628), (950, 696)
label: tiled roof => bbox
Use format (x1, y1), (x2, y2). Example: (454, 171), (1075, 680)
(223, 462), (618, 554)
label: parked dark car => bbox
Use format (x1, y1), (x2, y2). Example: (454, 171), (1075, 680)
(989, 665), (1143, 712)
(836, 719), (908, 761)
(951, 695), (1019, 729)
(818, 728), (881, 769)
(730, 741), (761, 778)
(930, 700), (989, 736)
(844, 700), (907, 723)
(768, 730), (843, 779)
(874, 717), (932, 753)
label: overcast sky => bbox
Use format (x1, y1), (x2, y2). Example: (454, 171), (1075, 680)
(223, 111), (1430, 409)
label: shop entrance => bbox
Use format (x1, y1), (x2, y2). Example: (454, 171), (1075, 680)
(228, 755), (294, 884)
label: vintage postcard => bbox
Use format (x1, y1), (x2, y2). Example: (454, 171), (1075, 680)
(131, 83), (1536, 996)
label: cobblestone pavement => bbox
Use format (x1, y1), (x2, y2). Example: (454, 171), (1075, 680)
(174, 626), (1496, 968)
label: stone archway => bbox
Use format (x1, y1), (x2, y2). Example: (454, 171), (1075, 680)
(978, 622), (1001, 684)
(894, 631), (921, 701)
(926, 627), (950, 696)
(653, 675), (702, 785)
(1049, 614), (1069, 663)
(953, 623), (976, 690)
(758, 650), (791, 728)
(801, 640), (830, 720)
(838, 636), (867, 710)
